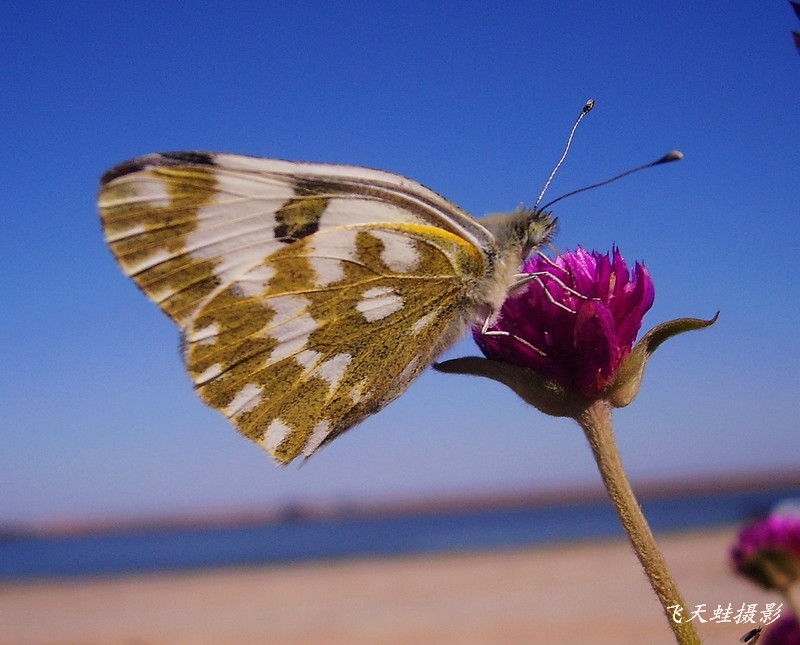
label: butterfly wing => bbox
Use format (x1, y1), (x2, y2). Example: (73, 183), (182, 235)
(99, 152), (495, 463)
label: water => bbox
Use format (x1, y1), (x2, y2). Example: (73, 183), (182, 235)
(2, 483), (798, 580)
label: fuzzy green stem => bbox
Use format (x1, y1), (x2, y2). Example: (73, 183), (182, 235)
(785, 584), (800, 620)
(577, 400), (702, 645)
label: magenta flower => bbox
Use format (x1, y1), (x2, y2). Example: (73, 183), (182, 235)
(437, 245), (716, 417)
(762, 614), (800, 645)
(473, 247), (654, 399)
(731, 513), (800, 591)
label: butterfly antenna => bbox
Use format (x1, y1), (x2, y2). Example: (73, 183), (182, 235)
(533, 99), (595, 211)
(540, 150), (684, 211)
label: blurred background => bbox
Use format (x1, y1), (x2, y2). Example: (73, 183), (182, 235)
(2, 1), (799, 532)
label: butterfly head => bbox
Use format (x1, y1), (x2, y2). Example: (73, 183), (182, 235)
(483, 206), (557, 263)
(521, 207), (558, 258)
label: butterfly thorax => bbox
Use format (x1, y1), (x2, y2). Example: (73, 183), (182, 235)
(473, 206), (557, 324)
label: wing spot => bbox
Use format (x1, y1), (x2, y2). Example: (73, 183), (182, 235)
(191, 322), (219, 345)
(306, 228), (359, 265)
(293, 351), (352, 394)
(356, 286), (404, 322)
(308, 257), (345, 287)
(195, 362), (223, 385)
(121, 248), (171, 276)
(136, 176), (171, 209)
(263, 418), (293, 452)
(315, 353), (352, 392)
(264, 296), (318, 365)
(370, 229), (421, 272)
(233, 263), (277, 298)
(303, 420), (332, 456)
(295, 349), (322, 371)
(397, 355), (422, 384)
(106, 222), (146, 241)
(411, 309), (439, 334)
(349, 378), (369, 404)
(226, 383), (263, 417)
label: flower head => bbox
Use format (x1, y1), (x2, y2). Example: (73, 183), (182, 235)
(761, 614), (800, 645)
(731, 512), (800, 592)
(436, 244), (715, 417)
(474, 246), (654, 399)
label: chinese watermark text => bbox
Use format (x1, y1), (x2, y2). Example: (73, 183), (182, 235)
(667, 603), (782, 625)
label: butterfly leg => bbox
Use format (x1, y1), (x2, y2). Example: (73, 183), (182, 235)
(478, 316), (548, 357)
(510, 271), (587, 314)
(509, 252), (602, 314)
(478, 252), (605, 354)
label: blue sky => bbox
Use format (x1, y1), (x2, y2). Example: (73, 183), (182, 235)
(3, 2), (799, 524)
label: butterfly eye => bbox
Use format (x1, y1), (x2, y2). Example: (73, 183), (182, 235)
(524, 211), (557, 256)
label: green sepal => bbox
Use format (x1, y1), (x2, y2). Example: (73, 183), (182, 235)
(433, 357), (592, 418)
(736, 547), (800, 592)
(605, 313), (719, 408)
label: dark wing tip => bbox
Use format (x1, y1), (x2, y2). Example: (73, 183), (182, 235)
(100, 151), (217, 185)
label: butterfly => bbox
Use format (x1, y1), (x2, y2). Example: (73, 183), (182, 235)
(98, 152), (557, 464)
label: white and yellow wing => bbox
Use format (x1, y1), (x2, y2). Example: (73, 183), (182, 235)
(98, 152), (495, 463)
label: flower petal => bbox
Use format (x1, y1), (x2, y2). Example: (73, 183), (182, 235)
(572, 300), (618, 397)
(731, 512), (800, 591)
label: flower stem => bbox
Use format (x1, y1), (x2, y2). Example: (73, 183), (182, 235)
(577, 400), (702, 645)
(785, 584), (800, 620)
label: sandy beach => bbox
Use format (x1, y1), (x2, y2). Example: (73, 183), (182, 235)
(0, 526), (782, 645)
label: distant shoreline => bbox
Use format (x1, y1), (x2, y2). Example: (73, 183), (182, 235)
(5, 467), (798, 539)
